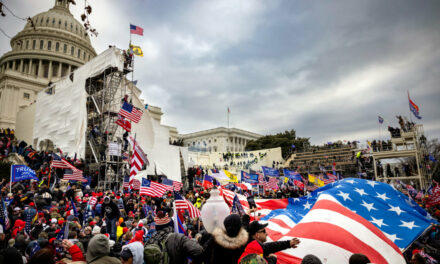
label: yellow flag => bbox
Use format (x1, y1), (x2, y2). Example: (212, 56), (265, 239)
(224, 170), (238, 183)
(284, 177), (289, 183)
(316, 178), (325, 187)
(308, 174), (316, 185)
(130, 45), (144, 57)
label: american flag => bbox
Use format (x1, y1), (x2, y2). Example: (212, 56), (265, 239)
(257, 172), (269, 190)
(271, 194), (405, 264)
(0, 196), (10, 230)
(257, 178), (437, 263)
(51, 153), (70, 169)
(174, 192), (201, 218)
(140, 178), (167, 197)
(219, 187), (249, 211)
(162, 179), (183, 191)
(326, 173), (338, 181)
(130, 24), (144, 36)
(122, 175), (130, 189)
(173, 181), (183, 191)
(119, 101), (143, 123)
(63, 166), (86, 182)
(51, 153), (85, 181)
(128, 136), (148, 189)
(267, 176), (279, 190)
(322, 173), (336, 185)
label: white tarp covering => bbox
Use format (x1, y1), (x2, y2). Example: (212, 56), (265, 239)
(33, 47), (125, 157)
(32, 46), (186, 182)
(140, 117), (186, 182)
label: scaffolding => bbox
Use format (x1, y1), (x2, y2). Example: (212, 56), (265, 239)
(372, 124), (429, 189)
(84, 65), (132, 190)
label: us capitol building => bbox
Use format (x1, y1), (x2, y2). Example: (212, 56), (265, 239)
(0, 0), (263, 156)
(0, 0), (96, 129)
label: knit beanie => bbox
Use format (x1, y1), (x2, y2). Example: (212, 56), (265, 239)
(224, 214), (242, 237)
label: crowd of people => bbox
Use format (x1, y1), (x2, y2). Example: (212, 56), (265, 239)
(1, 127), (440, 263)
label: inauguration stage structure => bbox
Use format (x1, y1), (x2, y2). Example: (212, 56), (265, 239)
(28, 47), (186, 189)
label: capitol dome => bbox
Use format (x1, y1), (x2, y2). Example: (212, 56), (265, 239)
(0, 0), (98, 129)
(0, 0), (97, 82)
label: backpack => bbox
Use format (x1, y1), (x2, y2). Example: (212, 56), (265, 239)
(144, 233), (173, 264)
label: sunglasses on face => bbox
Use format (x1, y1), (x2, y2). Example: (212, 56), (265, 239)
(257, 229), (266, 234)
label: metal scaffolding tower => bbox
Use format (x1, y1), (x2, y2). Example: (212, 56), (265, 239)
(372, 124), (429, 189)
(84, 66), (131, 190)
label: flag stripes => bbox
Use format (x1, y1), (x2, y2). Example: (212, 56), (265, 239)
(174, 192), (201, 218)
(119, 101), (143, 123)
(140, 179), (167, 197)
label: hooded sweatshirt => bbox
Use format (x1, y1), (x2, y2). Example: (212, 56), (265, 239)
(86, 234), (121, 264)
(122, 241), (144, 264)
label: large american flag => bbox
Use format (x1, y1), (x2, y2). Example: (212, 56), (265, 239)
(256, 178), (437, 263)
(174, 192), (201, 218)
(128, 136), (148, 189)
(119, 101), (143, 123)
(162, 178), (183, 191)
(51, 154), (85, 182)
(273, 194), (406, 264)
(140, 178), (167, 197)
(63, 161), (86, 182)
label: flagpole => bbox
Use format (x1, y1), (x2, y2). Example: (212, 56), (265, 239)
(47, 166), (51, 190)
(9, 165), (12, 194)
(227, 107), (229, 128)
(407, 91), (414, 124)
(378, 117), (382, 151)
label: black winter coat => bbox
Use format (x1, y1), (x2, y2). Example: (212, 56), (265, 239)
(202, 227), (249, 264)
(101, 201), (120, 220)
(166, 233), (203, 264)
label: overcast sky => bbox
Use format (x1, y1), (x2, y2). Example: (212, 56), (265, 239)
(1, 0), (439, 144)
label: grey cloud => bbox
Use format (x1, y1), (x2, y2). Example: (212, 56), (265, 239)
(2, 0), (440, 145)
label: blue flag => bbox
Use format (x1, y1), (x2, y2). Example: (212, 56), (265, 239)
(378, 116), (384, 124)
(70, 198), (78, 217)
(262, 178), (437, 250)
(262, 166), (280, 177)
(241, 171), (259, 185)
(231, 194), (245, 216)
(283, 169), (302, 181)
(11, 165), (38, 182)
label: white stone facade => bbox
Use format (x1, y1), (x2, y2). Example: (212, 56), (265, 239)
(0, 0), (96, 129)
(180, 127), (262, 153)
